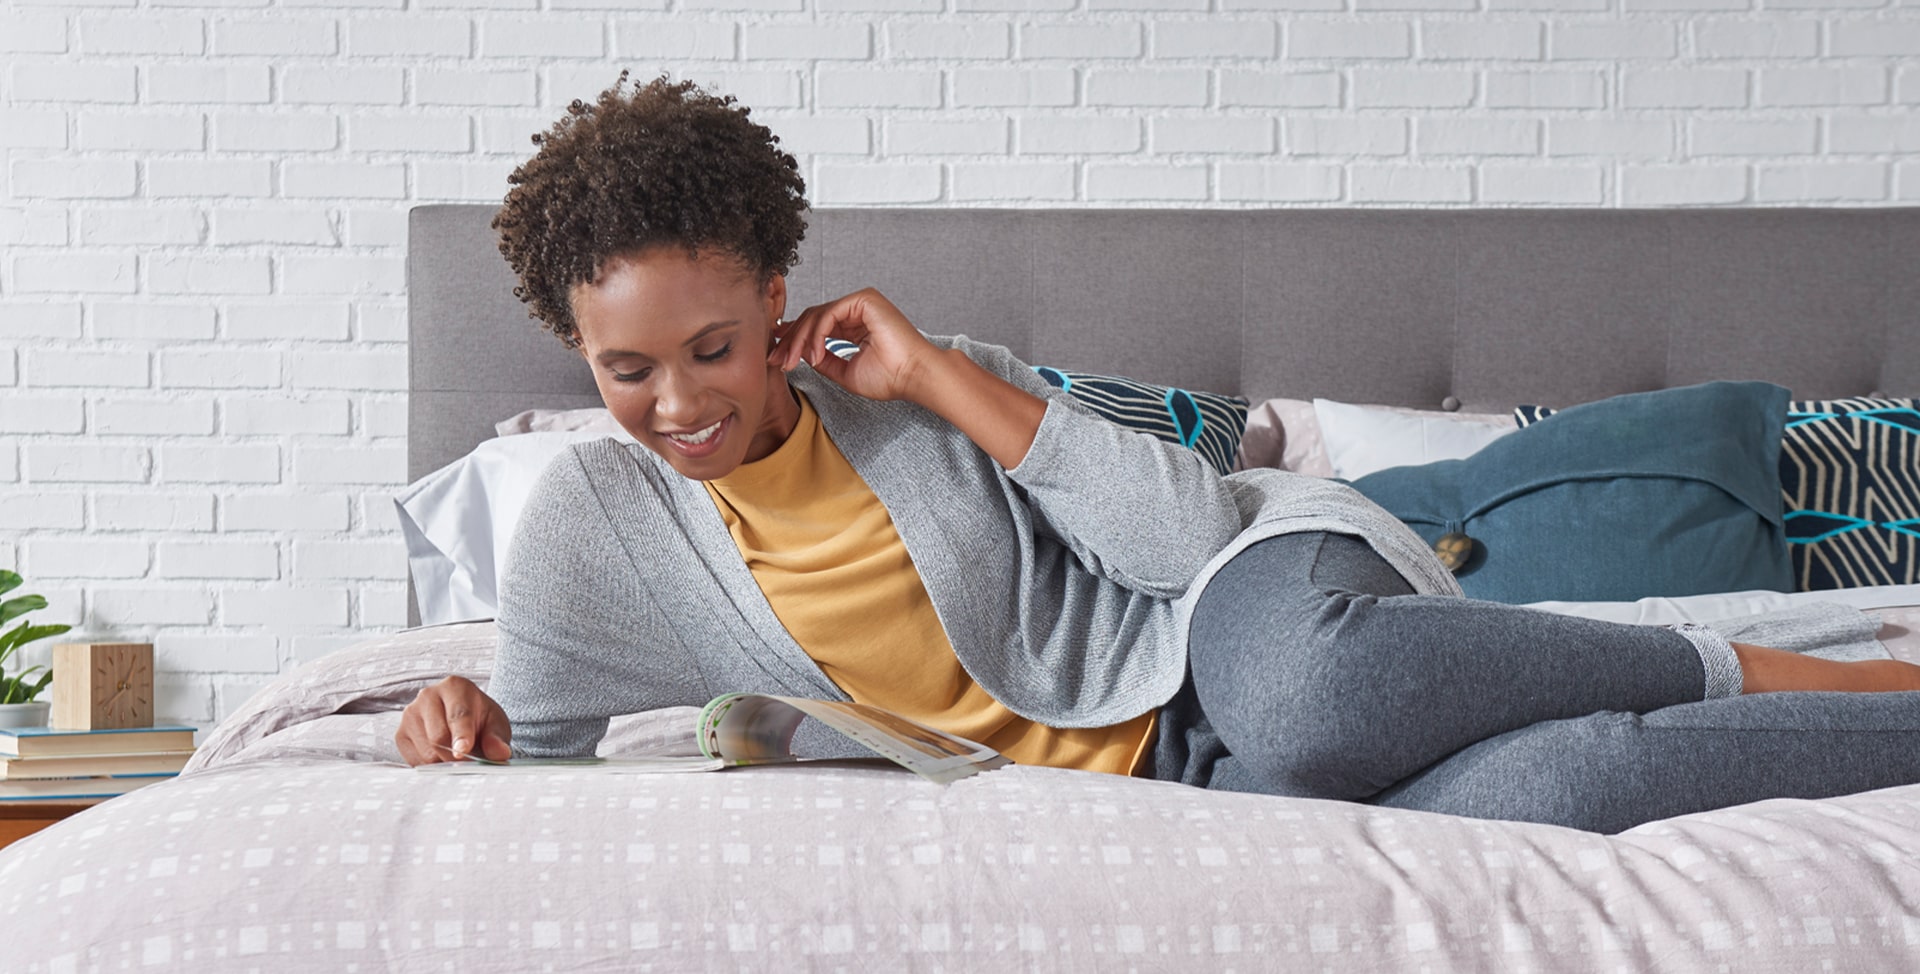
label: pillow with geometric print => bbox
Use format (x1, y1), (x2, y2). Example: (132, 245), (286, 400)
(1516, 397), (1920, 590)
(1032, 366), (1249, 478)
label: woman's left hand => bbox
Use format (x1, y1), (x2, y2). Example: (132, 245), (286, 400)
(770, 288), (943, 404)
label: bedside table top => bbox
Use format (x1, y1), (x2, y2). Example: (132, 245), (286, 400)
(0, 799), (107, 819)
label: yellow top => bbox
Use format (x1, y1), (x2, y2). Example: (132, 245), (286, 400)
(703, 391), (1156, 776)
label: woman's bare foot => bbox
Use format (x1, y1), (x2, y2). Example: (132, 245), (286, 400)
(1734, 642), (1920, 694)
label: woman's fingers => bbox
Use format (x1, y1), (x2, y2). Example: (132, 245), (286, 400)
(478, 699), (514, 761)
(404, 685), (454, 765)
(395, 706), (435, 767)
(395, 723), (424, 766)
(781, 298), (863, 372)
(786, 290), (900, 354)
(394, 676), (508, 766)
(805, 340), (854, 387)
(445, 703), (478, 758)
(778, 289), (931, 399)
(442, 680), (505, 759)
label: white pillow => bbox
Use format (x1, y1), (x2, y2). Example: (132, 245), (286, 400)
(395, 429), (634, 625)
(494, 407), (623, 437)
(1237, 398), (1518, 476)
(1312, 398), (1517, 479)
(1236, 398), (1330, 475)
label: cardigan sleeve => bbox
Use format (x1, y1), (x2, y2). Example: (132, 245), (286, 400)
(942, 335), (1246, 599)
(490, 448), (714, 758)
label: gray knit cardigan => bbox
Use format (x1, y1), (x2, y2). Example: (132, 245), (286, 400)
(491, 335), (1460, 758)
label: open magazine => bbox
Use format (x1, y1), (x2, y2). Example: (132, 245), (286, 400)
(416, 692), (1011, 785)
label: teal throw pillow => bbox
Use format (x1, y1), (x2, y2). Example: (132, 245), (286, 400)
(1519, 397), (1919, 591)
(1351, 381), (1793, 604)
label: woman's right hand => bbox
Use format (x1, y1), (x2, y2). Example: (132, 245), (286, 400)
(396, 676), (513, 767)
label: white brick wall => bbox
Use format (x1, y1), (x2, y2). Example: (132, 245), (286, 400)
(2, 1), (1916, 731)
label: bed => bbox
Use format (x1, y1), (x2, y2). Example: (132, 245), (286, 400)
(3, 206), (1919, 971)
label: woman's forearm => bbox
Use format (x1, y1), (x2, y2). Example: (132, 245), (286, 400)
(907, 334), (1245, 597)
(904, 346), (1047, 471)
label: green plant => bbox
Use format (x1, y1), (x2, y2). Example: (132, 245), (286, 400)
(0, 570), (71, 705)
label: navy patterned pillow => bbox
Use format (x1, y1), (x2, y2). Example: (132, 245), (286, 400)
(1033, 367), (1249, 477)
(1516, 397), (1920, 590)
(1511, 405), (1554, 426)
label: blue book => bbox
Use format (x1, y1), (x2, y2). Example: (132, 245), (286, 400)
(0, 773), (177, 801)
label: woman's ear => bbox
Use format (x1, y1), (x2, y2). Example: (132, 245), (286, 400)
(764, 272), (788, 325)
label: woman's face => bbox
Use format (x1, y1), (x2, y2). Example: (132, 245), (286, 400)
(569, 247), (799, 481)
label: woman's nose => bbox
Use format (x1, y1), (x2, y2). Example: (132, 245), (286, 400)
(653, 369), (705, 422)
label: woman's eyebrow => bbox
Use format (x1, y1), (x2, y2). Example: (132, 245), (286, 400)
(593, 320), (739, 364)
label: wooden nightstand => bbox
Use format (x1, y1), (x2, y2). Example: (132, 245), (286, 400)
(0, 799), (106, 851)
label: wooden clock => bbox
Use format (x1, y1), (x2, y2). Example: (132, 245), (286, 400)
(50, 643), (155, 731)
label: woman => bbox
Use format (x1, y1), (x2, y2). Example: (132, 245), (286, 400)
(398, 76), (1920, 833)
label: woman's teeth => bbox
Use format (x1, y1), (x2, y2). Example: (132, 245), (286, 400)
(668, 419), (722, 445)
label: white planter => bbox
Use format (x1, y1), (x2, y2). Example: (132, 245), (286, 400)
(0, 701), (51, 729)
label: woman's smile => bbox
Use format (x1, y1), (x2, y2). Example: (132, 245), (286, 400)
(659, 415), (730, 455)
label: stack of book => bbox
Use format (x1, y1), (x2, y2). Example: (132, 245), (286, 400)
(0, 725), (198, 801)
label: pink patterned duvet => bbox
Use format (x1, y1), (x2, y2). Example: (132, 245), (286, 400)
(3, 617), (1918, 972)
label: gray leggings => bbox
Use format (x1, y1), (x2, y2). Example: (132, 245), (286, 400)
(1161, 531), (1920, 833)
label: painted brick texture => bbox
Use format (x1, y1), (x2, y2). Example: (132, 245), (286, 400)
(1, 1), (1916, 729)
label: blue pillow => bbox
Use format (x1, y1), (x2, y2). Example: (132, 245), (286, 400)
(1032, 366), (1249, 478)
(1350, 381), (1792, 603)
(1518, 397), (1920, 591)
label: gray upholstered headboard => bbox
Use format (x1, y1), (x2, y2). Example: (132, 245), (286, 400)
(409, 205), (1920, 483)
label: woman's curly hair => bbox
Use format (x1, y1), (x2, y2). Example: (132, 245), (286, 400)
(492, 73), (809, 349)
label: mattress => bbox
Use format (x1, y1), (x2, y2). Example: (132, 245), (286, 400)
(3, 603), (1918, 972)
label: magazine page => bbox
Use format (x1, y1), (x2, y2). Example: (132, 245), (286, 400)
(416, 753), (725, 774)
(699, 693), (1010, 785)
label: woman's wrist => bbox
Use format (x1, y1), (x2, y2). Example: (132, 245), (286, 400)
(898, 346), (967, 408)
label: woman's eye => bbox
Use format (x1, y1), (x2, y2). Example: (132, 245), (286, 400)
(608, 343), (727, 382)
